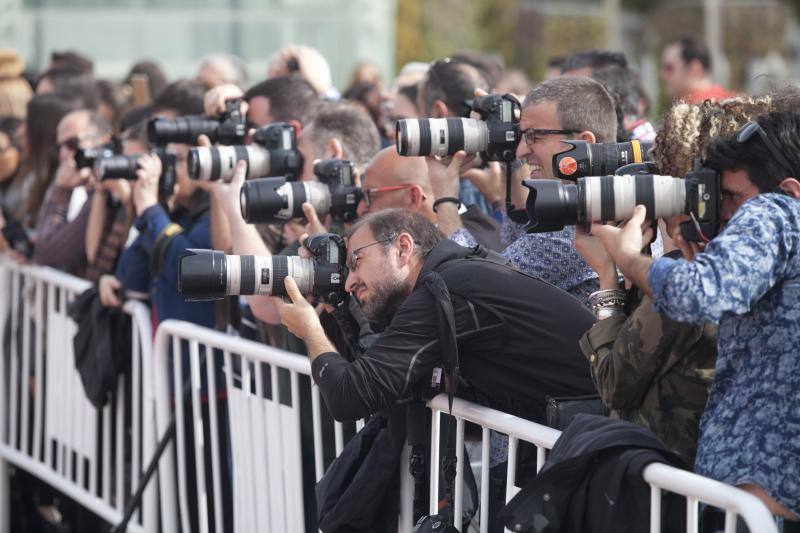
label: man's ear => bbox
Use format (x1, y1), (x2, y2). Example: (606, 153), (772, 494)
(408, 184), (427, 208)
(396, 232), (416, 266)
(778, 177), (800, 199)
(578, 131), (597, 144)
(431, 100), (450, 119)
(326, 138), (344, 160)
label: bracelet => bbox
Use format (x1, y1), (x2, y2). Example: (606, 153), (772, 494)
(433, 197), (461, 213)
(588, 289), (627, 309)
(594, 307), (626, 321)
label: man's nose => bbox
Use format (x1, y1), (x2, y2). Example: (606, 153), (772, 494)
(344, 270), (358, 293)
(515, 139), (530, 160)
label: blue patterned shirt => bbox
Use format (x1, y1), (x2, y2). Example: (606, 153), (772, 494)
(452, 215), (599, 306)
(648, 193), (800, 515)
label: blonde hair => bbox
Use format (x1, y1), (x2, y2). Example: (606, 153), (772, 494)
(0, 49), (33, 119)
(652, 89), (800, 176)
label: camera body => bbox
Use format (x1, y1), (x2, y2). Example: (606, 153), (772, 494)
(396, 93), (521, 162)
(187, 122), (303, 182)
(1, 207), (34, 259)
(147, 98), (247, 146)
(552, 140), (653, 180)
(179, 233), (348, 305)
(74, 139), (121, 170)
(93, 147), (177, 199)
(523, 159), (721, 243)
(240, 159), (361, 224)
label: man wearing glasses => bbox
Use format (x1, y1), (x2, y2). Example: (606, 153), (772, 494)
(591, 112), (800, 522)
(273, 208), (597, 423)
(435, 76), (618, 305)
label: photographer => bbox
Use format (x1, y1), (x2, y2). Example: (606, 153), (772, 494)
(272, 208), (596, 422)
(32, 109), (112, 278)
(592, 111), (800, 520)
(439, 77), (617, 304)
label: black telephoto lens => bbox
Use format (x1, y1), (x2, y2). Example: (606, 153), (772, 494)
(179, 249), (228, 301)
(147, 116), (222, 145)
(523, 179), (579, 233)
(240, 177), (292, 223)
(95, 155), (140, 180)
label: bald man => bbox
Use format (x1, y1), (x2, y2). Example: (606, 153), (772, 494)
(358, 147), (502, 250)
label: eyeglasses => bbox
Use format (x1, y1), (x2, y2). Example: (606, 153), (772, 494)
(736, 121), (795, 179)
(347, 234), (398, 273)
(520, 128), (580, 146)
(362, 185), (415, 207)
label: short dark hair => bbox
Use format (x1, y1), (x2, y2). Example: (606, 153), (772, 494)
(348, 208), (442, 259)
(50, 50), (94, 73)
(705, 111), (800, 192)
(304, 100), (381, 170)
(151, 79), (205, 116)
(243, 74), (320, 125)
(450, 50), (504, 90)
(36, 65), (98, 109)
(561, 49), (628, 73)
(523, 77), (617, 143)
(670, 36), (711, 72)
(420, 59), (489, 117)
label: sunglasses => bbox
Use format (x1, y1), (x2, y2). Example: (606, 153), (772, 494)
(56, 136), (81, 152)
(736, 121), (795, 179)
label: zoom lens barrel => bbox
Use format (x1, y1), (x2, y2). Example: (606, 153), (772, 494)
(188, 145), (272, 182)
(240, 178), (331, 224)
(396, 118), (489, 157)
(179, 249), (315, 301)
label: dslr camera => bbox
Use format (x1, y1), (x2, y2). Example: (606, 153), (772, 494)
(93, 148), (177, 200)
(551, 140), (653, 180)
(396, 93), (521, 163)
(179, 233), (348, 305)
(187, 122), (303, 183)
(74, 139), (122, 170)
(524, 160), (720, 242)
(147, 98), (247, 146)
(240, 159), (361, 224)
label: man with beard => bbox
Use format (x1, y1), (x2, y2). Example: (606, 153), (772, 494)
(273, 208), (597, 422)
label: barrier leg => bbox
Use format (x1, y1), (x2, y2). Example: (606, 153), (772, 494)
(0, 457), (9, 533)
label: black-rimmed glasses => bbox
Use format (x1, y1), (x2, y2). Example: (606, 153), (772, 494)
(346, 234), (398, 273)
(520, 128), (580, 146)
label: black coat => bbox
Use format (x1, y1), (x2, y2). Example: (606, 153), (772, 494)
(500, 414), (687, 533)
(68, 287), (132, 408)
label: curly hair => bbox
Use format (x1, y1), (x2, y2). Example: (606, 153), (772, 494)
(651, 87), (800, 176)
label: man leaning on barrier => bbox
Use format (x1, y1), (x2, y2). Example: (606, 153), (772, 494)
(272, 208), (596, 422)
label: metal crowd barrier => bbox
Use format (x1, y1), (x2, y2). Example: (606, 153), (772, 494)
(0, 260), (155, 533)
(0, 259), (781, 533)
(425, 394), (780, 533)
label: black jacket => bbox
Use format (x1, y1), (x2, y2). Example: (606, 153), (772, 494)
(500, 414), (686, 533)
(311, 239), (597, 422)
(68, 287), (132, 408)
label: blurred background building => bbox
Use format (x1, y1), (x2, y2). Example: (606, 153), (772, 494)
(1, 0), (799, 117)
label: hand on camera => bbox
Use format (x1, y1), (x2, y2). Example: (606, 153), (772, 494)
(268, 45), (331, 96)
(673, 227), (705, 261)
(132, 153), (163, 216)
(100, 178), (133, 204)
(203, 84), (247, 118)
(574, 227), (619, 289)
(271, 276), (322, 340)
(99, 274), (123, 308)
(590, 205), (649, 264)
(55, 158), (91, 190)
(208, 159), (247, 224)
(426, 150), (474, 201)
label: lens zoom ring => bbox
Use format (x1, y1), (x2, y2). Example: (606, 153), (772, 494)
(239, 255), (256, 295)
(272, 256), (288, 297)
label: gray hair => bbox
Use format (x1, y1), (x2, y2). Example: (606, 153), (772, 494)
(523, 76), (617, 143)
(305, 100), (381, 171)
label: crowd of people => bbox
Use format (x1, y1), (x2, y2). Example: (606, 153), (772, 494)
(0, 33), (798, 532)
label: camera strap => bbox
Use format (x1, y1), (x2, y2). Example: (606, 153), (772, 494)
(419, 270), (460, 528)
(149, 222), (184, 276)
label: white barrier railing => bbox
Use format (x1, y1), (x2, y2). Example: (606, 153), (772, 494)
(425, 394), (779, 533)
(0, 259), (781, 533)
(151, 319), (414, 533)
(0, 260), (156, 533)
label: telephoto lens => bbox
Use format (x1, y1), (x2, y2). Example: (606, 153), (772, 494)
(240, 177), (332, 224)
(524, 174), (687, 233)
(75, 145), (116, 170)
(553, 140), (653, 180)
(93, 154), (140, 180)
(147, 116), (227, 146)
(178, 249), (314, 301)
(187, 145), (272, 182)
(396, 118), (489, 157)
